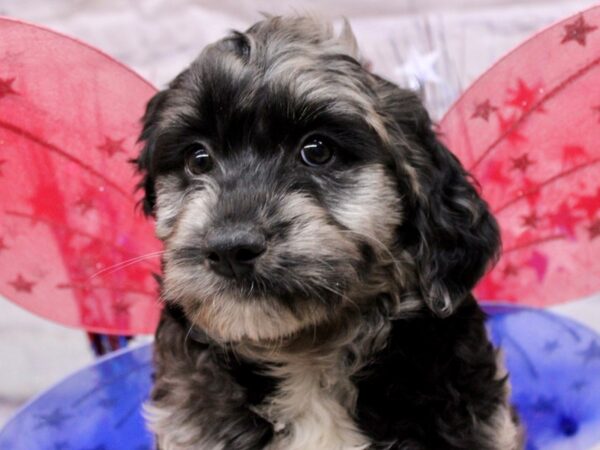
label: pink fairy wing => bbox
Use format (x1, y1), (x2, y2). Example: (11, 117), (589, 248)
(0, 17), (161, 334)
(439, 6), (600, 306)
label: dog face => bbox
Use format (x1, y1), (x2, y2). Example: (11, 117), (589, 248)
(136, 17), (500, 343)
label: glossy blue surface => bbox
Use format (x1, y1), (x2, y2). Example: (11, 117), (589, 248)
(486, 306), (600, 450)
(1, 306), (599, 449)
(0, 343), (154, 450)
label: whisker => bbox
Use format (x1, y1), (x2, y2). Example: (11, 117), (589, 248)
(88, 250), (166, 280)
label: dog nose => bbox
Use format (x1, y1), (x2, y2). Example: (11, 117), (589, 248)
(204, 229), (266, 278)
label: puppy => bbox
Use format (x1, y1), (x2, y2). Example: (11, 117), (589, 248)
(135, 15), (523, 450)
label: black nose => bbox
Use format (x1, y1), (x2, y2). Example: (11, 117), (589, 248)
(204, 228), (266, 278)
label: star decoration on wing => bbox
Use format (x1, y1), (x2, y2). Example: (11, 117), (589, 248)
(574, 188), (600, 219)
(97, 136), (126, 157)
(561, 15), (598, 46)
(483, 160), (510, 185)
(8, 273), (35, 293)
(74, 185), (99, 214)
(520, 210), (537, 229)
(588, 218), (600, 240)
(394, 48), (441, 90)
(527, 251), (549, 282)
(547, 202), (579, 238)
(471, 100), (498, 122)
(519, 177), (543, 208)
(502, 262), (519, 277)
(506, 79), (542, 113)
(0, 77), (17, 99)
(497, 113), (526, 145)
(74, 196), (95, 214)
(511, 154), (535, 173)
(112, 300), (131, 317)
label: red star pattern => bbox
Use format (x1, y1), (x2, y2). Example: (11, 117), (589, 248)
(502, 262), (519, 277)
(527, 251), (549, 282)
(112, 300), (131, 317)
(484, 160), (510, 185)
(520, 177), (542, 207)
(0, 77), (17, 99)
(74, 186), (98, 214)
(97, 137), (125, 157)
(588, 219), (600, 240)
(0, 159), (6, 176)
(497, 113), (526, 145)
(547, 202), (580, 238)
(75, 196), (94, 214)
(471, 100), (497, 121)
(574, 188), (600, 219)
(511, 154), (535, 173)
(506, 79), (541, 113)
(521, 211), (539, 229)
(9, 274), (35, 293)
(561, 15), (597, 46)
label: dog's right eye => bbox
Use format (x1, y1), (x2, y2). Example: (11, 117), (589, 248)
(300, 136), (334, 167)
(185, 144), (212, 175)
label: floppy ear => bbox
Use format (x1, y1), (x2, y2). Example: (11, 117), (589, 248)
(134, 89), (169, 216)
(375, 78), (500, 317)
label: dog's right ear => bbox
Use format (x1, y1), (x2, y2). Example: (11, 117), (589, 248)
(371, 75), (500, 317)
(134, 89), (169, 217)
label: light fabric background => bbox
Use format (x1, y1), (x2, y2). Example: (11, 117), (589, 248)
(1, 0), (598, 425)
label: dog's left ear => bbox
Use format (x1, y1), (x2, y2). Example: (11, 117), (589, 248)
(133, 88), (170, 216)
(374, 77), (501, 317)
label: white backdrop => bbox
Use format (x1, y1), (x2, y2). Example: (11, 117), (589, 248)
(0, 0), (598, 425)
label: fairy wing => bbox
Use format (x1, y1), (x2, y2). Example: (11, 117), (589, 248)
(0, 17), (161, 334)
(439, 6), (600, 306)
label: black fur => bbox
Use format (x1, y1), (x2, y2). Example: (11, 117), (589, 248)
(353, 296), (507, 449)
(373, 76), (501, 317)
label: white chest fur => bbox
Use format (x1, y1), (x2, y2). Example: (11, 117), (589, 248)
(262, 359), (371, 450)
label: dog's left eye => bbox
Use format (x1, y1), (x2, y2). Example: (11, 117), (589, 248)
(300, 136), (334, 166)
(185, 144), (212, 175)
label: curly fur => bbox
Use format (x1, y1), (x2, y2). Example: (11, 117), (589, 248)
(135, 15), (523, 450)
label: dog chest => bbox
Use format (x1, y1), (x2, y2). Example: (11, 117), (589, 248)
(260, 360), (371, 450)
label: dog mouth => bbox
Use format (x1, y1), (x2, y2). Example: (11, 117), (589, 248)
(164, 257), (341, 342)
